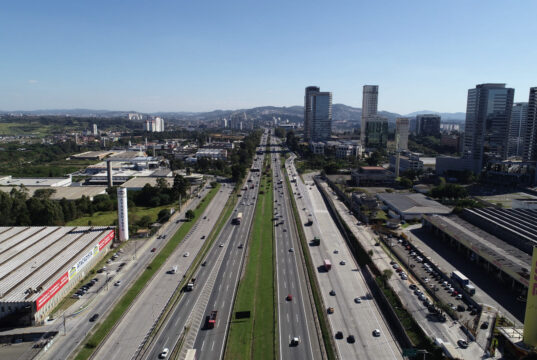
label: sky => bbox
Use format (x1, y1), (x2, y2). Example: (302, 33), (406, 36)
(1, 1), (536, 114)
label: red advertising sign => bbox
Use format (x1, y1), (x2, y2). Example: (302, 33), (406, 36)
(36, 272), (69, 311)
(98, 230), (115, 250)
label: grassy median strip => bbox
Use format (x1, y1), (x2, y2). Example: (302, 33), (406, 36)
(284, 164), (336, 360)
(73, 184), (220, 360)
(225, 157), (275, 360)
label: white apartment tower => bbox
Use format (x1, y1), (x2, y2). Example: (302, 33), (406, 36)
(93, 123), (98, 136)
(361, 85), (379, 144)
(395, 118), (410, 151)
(117, 188), (129, 241)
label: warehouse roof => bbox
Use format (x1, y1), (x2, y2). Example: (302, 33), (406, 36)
(0, 186), (107, 200)
(0, 226), (114, 304)
(378, 192), (451, 215)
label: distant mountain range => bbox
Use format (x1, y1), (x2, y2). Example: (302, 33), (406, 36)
(0, 105), (466, 122)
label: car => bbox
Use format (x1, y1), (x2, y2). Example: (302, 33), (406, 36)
(457, 304), (465, 312)
(201, 261), (207, 266)
(335, 331), (344, 339)
(401, 275), (408, 280)
(373, 329), (381, 337)
(92, 278), (99, 282)
(354, 297), (362, 304)
(89, 313), (99, 322)
(151, 248), (156, 252)
(447, 287), (454, 293)
(283, 228), (287, 232)
(114, 280), (121, 286)
(396, 268), (403, 273)
(238, 243), (244, 249)
(418, 294), (426, 301)
(390, 260), (396, 265)
(334, 249), (339, 254)
(290, 336), (300, 346)
(183, 252), (189, 257)
(340, 260), (346, 265)
(289, 248), (294, 252)
(329, 290), (336, 296)
(457, 339), (469, 349)
(347, 335), (355, 343)
(327, 307), (334, 314)
(481, 321), (490, 329)
(159, 348), (169, 358)
(456, 294), (463, 300)
(286, 294), (293, 301)
(201, 235), (206, 239)
(203, 216), (207, 219)
(409, 284), (417, 290)
(219, 243), (224, 247)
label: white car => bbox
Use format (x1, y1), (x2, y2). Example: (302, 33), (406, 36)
(159, 348), (169, 358)
(354, 297), (362, 303)
(373, 329), (381, 337)
(183, 252), (190, 257)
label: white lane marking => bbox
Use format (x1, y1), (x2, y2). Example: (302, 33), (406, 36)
(287, 313), (290, 323)
(211, 340), (215, 351)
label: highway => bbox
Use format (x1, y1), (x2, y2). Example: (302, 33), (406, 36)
(320, 179), (485, 360)
(270, 138), (321, 360)
(286, 155), (402, 360)
(39, 184), (213, 360)
(93, 184), (233, 360)
(142, 131), (268, 360)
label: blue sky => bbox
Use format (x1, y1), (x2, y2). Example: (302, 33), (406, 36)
(1, 1), (536, 113)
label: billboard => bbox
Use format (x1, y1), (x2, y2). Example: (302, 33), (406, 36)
(35, 230), (115, 312)
(524, 247), (537, 346)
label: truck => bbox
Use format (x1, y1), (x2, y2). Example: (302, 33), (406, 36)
(323, 259), (332, 271)
(310, 237), (321, 246)
(206, 310), (218, 329)
(232, 212), (243, 225)
(186, 278), (196, 291)
(451, 271), (470, 286)
(464, 284), (476, 295)
(170, 265), (178, 274)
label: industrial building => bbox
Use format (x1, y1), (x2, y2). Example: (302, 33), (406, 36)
(0, 226), (115, 325)
(377, 192), (451, 220)
(423, 211), (531, 293)
(0, 186), (107, 201)
(351, 166), (395, 187)
(0, 176), (72, 187)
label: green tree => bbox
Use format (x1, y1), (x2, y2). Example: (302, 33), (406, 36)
(185, 209), (195, 221)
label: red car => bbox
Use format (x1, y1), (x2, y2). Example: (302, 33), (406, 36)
(151, 248), (156, 252)
(286, 294), (293, 301)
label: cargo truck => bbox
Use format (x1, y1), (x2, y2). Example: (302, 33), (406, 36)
(206, 310), (218, 329)
(186, 278), (196, 291)
(232, 212), (243, 225)
(324, 259), (332, 271)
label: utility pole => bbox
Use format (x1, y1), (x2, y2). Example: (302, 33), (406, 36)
(63, 314), (66, 336)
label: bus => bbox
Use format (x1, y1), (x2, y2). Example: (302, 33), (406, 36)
(451, 271), (469, 286)
(232, 212), (243, 225)
(185, 349), (197, 360)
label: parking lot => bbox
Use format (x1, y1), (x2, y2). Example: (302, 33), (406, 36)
(386, 237), (479, 326)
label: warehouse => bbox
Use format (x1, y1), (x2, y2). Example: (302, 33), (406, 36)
(377, 192), (451, 220)
(0, 226), (115, 325)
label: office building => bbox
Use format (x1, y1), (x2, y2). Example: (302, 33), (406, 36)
(304, 86), (332, 141)
(416, 114), (441, 137)
(524, 87), (537, 161)
(508, 102), (528, 157)
(462, 83), (515, 173)
(93, 123), (98, 136)
(361, 85), (379, 144)
(364, 116), (388, 149)
(395, 118), (410, 151)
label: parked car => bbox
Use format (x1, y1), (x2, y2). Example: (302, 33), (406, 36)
(457, 339), (469, 348)
(372, 329), (381, 337)
(347, 335), (355, 343)
(481, 321), (490, 329)
(335, 331), (343, 339)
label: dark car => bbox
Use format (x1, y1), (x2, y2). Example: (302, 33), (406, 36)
(481, 321), (490, 329)
(89, 314), (99, 322)
(329, 290), (336, 296)
(335, 331), (343, 339)
(201, 261), (207, 266)
(347, 335), (355, 343)
(151, 248), (156, 252)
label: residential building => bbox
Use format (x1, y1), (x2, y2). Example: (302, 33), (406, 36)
(462, 83), (515, 173)
(335, 144), (354, 158)
(416, 114), (441, 137)
(351, 166), (395, 186)
(361, 85), (379, 144)
(364, 116), (388, 149)
(309, 142), (325, 155)
(524, 87), (537, 161)
(93, 123), (98, 136)
(145, 117), (165, 132)
(508, 102), (528, 157)
(395, 117), (410, 151)
(304, 86), (332, 141)
(441, 134), (462, 152)
(230, 113), (246, 130)
(389, 151), (424, 173)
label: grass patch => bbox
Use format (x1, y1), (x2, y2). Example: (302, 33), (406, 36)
(73, 184), (220, 360)
(67, 205), (173, 227)
(225, 156), (275, 360)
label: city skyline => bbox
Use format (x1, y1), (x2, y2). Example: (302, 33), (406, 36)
(1, 1), (537, 113)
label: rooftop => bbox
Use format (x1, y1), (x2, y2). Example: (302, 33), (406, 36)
(378, 193), (451, 215)
(0, 186), (107, 200)
(0, 226), (114, 304)
(0, 176), (71, 187)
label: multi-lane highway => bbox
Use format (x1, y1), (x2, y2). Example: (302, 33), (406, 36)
(142, 131), (269, 360)
(286, 155), (403, 360)
(93, 184), (233, 360)
(270, 138), (321, 360)
(39, 185), (214, 360)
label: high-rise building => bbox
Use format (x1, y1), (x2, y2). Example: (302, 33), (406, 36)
(304, 86), (332, 141)
(416, 114), (441, 137)
(395, 118), (410, 151)
(508, 102), (528, 158)
(365, 116), (388, 149)
(145, 117), (165, 132)
(117, 188), (129, 241)
(93, 123), (98, 136)
(361, 85), (379, 144)
(524, 88), (537, 161)
(462, 83), (515, 173)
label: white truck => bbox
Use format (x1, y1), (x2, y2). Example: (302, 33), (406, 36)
(170, 265), (178, 274)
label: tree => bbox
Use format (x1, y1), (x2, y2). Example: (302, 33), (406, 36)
(156, 177), (169, 190)
(157, 209), (171, 223)
(34, 188), (56, 200)
(172, 174), (189, 200)
(380, 269), (393, 287)
(185, 210), (195, 221)
(398, 177), (413, 189)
